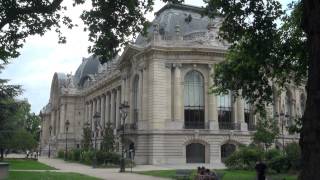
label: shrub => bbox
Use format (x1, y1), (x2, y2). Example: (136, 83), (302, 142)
(225, 146), (263, 170)
(66, 150), (73, 161)
(96, 151), (121, 165)
(268, 155), (290, 173)
(57, 150), (64, 159)
(71, 149), (81, 161)
(285, 142), (301, 171)
(80, 150), (94, 165)
(264, 148), (282, 161)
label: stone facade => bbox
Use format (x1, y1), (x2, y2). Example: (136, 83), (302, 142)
(40, 4), (302, 165)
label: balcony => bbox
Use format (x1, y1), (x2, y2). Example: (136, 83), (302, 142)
(219, 122), (241, 130)
(184, 121), (206, 129)
(118, 123), (137, 131)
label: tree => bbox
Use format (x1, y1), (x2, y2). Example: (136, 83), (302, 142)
(10, 129), (37, 152)
(0, 0), (73, 63)
(0, 0), (183, 63)
(0, 64), (22, 160)
(81, 124), (92, 151)
(101, 122), (115, 153)
(253, 117), (279, 150)
(299, 0), (320, 179)
(25, 113), (41, 141)
(205, 0), (319, 178)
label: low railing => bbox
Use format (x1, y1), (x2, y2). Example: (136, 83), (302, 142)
(118, 123), (137, 131)
(219, 122), (241, 130)
(184, 122), (206, 129)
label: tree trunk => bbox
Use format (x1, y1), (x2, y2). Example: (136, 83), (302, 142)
(300, 0), (320, 179)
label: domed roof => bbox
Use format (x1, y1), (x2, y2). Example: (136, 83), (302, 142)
(74, 55), (102, 86)
(135, 4), (211, 45)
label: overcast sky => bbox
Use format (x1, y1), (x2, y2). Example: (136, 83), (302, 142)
(1, 0), (292, 114)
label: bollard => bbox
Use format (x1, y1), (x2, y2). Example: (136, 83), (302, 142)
(0, 162), (9, 180)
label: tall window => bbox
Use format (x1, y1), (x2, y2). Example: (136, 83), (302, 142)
(285, 91), (292, 125)
(184, 70), (204, 129)
(217, 92), (232, 129)
(244, 101), (255, 130)
(133, 75), (139, 123)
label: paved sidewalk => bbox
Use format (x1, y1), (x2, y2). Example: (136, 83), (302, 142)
(38, 157), (169, 180)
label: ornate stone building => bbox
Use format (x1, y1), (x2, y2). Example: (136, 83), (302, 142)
(40, 4), (302, 165)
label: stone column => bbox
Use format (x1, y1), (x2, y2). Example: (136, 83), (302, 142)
(101, 94), (105, 127)
(89, 101), (93, 128)
(86, 103), (90, 123)
(116, 88), (121, 129)
(84, 103), (87, 124)
(208, 65), (219, 130)
(232, 93), (237, 124)
(105, 93), (110, 125)
(138, 70), (143, 121)
(125, 76), (130, 103)
(237, 97), (247, 131)
(110, 90), (115, 127)
(173, 64), (183, 124)
(121, 77), (126, 103)
(273, 88), (282, 128)
(50, 110), (55, 135)
(60, 104), (65, 133)
(141, 67), (148, 129)
(98, 97), (102, 114)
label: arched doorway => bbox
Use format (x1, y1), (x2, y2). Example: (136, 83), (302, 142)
(186, 143), (205, 163)
(221, 143), (236, 162)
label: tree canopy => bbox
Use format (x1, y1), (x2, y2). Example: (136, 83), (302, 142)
(205, 0), (307, 113)
(0, 0), (183, 63)
(205, 0), (320, 179)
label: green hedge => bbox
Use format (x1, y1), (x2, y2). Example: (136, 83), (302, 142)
(57, 148), (123, 167)
(224, 142), (301, 173)
(57, 150), (64, 159)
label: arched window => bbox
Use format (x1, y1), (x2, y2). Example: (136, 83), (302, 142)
(300, 93), (306, 117)
(217, 92), (232, 129)
(221, 143), (236, 162)
(133, 75), (139, 123)
(184, 70), (205, 129)
(186, 143), (205, 163)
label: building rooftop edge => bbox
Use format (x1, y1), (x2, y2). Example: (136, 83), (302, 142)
(155, 3), (205, 16)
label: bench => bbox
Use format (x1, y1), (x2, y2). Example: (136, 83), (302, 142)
(175, 169), (192, 180)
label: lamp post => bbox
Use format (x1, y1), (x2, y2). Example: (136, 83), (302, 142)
(64, 120), (70, 161)
(119, 101), (129, 173)
(92, 112), (101, 168)
(48, 126), (52, 158)
(39, 129), (42, 157)
(276, 112), (288, 153)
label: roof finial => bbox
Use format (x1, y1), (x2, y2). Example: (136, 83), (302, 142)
(152, 23), (160, 42)
(175, 25), (182, 40)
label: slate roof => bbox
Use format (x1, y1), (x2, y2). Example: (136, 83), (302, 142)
(73, 55), (102, 87)
(135, 3), (210, 45)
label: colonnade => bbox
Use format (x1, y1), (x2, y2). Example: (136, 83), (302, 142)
(85, 87), (122, 133)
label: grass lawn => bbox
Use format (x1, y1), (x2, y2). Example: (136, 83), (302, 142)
(4, 159), (56, 170)
(8, 171), (102, 180)
(137, 169), (298, 180)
